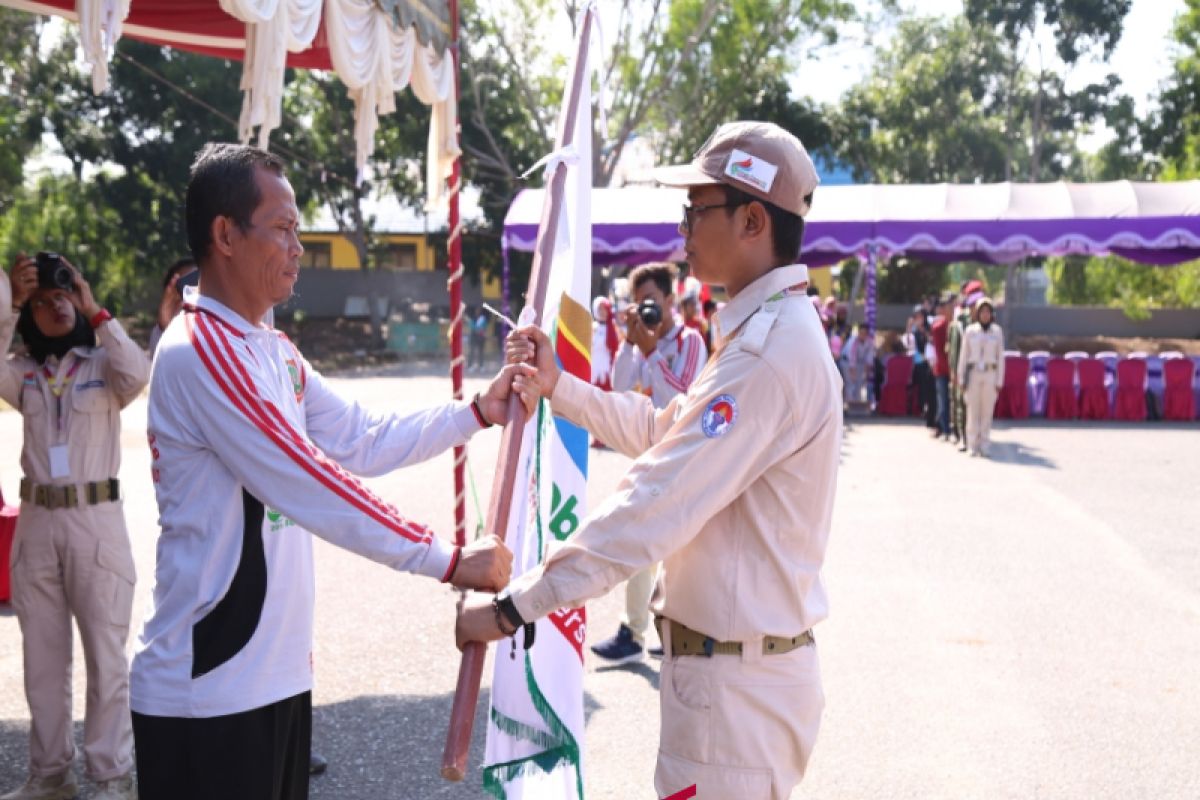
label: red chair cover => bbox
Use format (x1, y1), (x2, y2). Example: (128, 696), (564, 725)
(1114, 358), (1147, 421)
(0, 488), (17, 603)
(995, 355), (1030, 419)
(1077, 359), (1109, 420)
(1044, 358), (1078, 420)
(878, 354), (913, 416)
(1162, 358), (1197, 421)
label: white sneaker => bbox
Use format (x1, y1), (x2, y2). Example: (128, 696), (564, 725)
(0, 773), (78, 800)
(92, 774), (136, 800)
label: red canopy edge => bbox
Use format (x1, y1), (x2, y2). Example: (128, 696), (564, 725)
(14, 0), (336, 70)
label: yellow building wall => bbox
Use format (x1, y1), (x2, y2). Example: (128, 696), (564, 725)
(299, 232), (436, 271)
(808, 265), (833, 298)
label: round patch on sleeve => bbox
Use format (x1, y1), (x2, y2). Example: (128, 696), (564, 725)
(701, 394), (738, 438)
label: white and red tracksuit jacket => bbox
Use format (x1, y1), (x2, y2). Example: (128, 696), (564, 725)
(611, 321), (707, 408)
(131, 295), (481, 718)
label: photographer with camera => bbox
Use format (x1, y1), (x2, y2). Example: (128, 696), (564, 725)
(1, 252), (150, 800)
(591, 261), (708, 664)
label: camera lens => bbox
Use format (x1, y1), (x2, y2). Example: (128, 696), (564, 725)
(35, 252), (75, 291)
(637, 299), (662, 327)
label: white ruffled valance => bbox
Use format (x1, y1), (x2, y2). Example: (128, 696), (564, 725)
(324, 0), (456, 201)
(71, 0), (459, 206)
(78, 0), (130, 93)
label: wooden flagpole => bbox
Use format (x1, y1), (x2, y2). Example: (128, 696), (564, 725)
(440, 6), (595, 782)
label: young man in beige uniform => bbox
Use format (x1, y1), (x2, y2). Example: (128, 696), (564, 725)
(2, 254), (150, 800)
(460, 121), (843, 799)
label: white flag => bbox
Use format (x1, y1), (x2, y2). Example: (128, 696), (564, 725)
(482, 7), (597, 799)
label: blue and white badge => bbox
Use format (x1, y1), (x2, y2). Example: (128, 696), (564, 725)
(701, 394), (738, 439)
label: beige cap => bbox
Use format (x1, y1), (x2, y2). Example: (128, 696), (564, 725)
(652, 121), (820, 218)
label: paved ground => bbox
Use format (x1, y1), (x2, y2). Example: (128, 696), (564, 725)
(1, 371), (1198, 799)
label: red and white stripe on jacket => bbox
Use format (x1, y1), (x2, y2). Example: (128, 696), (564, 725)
(131, 295), (481, 719)
(612, 322), (708, 409)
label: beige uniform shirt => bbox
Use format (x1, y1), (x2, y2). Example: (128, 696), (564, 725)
(509, 264), (843, 642)
(957, 322), (1006, 390)
(0, 278), (150, 486)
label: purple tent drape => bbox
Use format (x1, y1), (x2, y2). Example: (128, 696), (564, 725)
(502, 181), (1200, 315)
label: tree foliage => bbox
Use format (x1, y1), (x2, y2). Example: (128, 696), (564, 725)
(1146, 0), (1200, 179)
(964, 0), (1131, 64)
(830, 15), (1123, 184)
(1046, 255), (1200, 316)
(461, 0), (854, 231)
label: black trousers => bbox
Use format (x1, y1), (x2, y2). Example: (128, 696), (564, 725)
(133, 691), (312, 800)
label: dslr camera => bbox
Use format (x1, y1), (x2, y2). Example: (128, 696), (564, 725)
(637, 298), (663, 328)
(36, 252), (75, 291)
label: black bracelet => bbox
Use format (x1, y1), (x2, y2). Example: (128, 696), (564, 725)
(492, 596), (518, 637)
(496, 594), (526, 629)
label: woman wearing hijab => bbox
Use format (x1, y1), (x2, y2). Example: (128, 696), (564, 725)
(956, 297), (1005, 457)
(1, 253), (150, 800)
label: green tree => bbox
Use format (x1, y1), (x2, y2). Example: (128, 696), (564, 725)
(0, 174), (141, 313)
(1146, 0), (1200, 179)
(45, 39), (243, 296)
(460, 0), (856, 300)
(1046, 255), (1200, 316)
(0, 10), (80, 217)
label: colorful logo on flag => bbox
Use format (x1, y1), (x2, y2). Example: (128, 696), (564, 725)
(701, 394), (738, 438)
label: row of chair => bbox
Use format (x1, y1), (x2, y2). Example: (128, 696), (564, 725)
(876, 352), (1200, 421)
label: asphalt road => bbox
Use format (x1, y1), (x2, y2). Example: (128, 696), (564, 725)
(1, 370), (1197, 799)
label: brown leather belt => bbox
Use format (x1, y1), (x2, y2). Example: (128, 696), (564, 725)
(655, 617), (813, 658)
(19, 478), (121, 509)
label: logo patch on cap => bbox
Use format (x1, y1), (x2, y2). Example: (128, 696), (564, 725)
(701, 394), (738, 439)
(724, 149), (778, 193)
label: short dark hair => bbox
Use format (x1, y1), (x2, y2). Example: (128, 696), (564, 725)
(186, 143), (286, 265)
(628, 262), (677, 298)
(720, 185), (810, 264)
(162, 257), (197, 289)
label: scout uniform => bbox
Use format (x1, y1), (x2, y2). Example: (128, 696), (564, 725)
(0, 273), (150, 792)
(957, 298), (1005, 457)
(506, 264), (842, 799)
(947, 305), (971, 447)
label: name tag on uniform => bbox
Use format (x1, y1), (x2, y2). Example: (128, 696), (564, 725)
(49, 444), (71, 479)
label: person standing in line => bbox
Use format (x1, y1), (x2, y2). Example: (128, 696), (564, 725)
(958, 297), (1005, 457)
(929, 292), (956, 439)
(947, 281), (982, 451)
(1, 253), (151, 800)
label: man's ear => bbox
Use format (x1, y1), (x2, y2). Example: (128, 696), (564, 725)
(210, 216), (237, 259)
(742, 201), (769, 243)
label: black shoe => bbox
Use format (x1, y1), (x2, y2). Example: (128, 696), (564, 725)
(310, 753), (328, 776)
(589, 624), (644, 664)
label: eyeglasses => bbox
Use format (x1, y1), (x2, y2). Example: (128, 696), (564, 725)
(680, 201), (748, 233)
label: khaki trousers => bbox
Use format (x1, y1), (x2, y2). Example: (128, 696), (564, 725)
(965, 377), (999, 454)
(620, 563), (658, 644)
(9, 503), (136, 781)
(654, 623), (824, 800)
